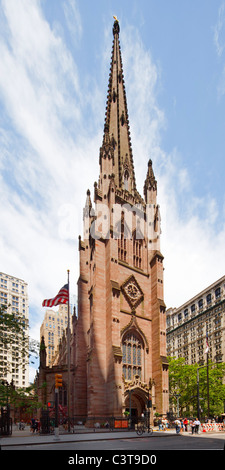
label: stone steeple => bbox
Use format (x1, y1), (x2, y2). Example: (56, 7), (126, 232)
(76, 19), (168, 420)
(98, 19), (137, 198)
(144, 159), (157, 204)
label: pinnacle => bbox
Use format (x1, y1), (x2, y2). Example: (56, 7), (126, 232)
(113, 17), (120, 35)
(100, 18), (137, 196)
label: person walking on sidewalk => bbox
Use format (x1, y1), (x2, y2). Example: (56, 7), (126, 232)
(158, 418), (163, 431)
(183, 418), (188, 432)
(190, 419), (195, 434)
(175, 419), (181, 434)
(195, 418), (200, 434)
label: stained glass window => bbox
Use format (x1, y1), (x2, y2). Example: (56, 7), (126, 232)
(127, 344), (131, 364)
(122, 332), (143, 381)
(133, 344), (136, 365)
(137, 346), (141, 365)
(122, 344), (126, 363)
(138, 367), (141, 379)
(128, 366), (131, 380)
(118, 217), (127, 262)
(133, 234), (142, 269)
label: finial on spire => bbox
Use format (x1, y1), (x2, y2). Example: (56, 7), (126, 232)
(113, 15), (120, 35)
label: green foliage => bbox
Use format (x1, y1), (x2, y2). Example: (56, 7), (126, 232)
(0, 304), (39, 376)
(0, 381), (42, 410)
(168, 356), (225, 417)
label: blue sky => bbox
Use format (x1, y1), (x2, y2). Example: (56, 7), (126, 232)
(1, 0), (225, 381)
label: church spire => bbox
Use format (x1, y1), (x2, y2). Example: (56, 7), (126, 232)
(99, 18), (136, 195)
(144, 159), (157, 204)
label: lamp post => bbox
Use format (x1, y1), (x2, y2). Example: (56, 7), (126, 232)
(147, 390), (152, 432)
(196, 361), (217, 420)
(175, 393), (181, 418)
(128, 389), (134, 429)
(67, 269), (71, 433)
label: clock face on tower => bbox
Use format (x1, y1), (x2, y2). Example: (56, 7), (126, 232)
(121, 275), (144, 309)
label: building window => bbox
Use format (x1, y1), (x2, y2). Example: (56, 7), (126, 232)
(206, 293), (211, 304)
(133, 234), (142, 269)
(122, 332), (143, 381)
(215, 287), (221, 299)
(118, 214), (127, 262)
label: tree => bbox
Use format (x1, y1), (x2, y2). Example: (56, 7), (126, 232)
(168, 356), (225, 418)
(0, 304), (39, 379)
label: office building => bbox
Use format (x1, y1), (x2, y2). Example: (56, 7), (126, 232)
(40, 304), (71, 367)
(0, 271), (29, 387)
(166, 275), (225, 365)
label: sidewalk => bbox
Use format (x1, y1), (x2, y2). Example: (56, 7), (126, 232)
(1, 426), (225, 447)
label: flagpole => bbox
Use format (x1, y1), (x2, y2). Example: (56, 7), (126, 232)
(206, 332), (210, 419)
(207, 353), (209, 418)
(67, 269), (71, 432)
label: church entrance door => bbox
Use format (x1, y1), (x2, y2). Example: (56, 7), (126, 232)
(124, 387), (147, 419)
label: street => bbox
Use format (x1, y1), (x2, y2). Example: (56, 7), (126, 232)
(1, 432), (224, 468)
(1, 433), (224, 450)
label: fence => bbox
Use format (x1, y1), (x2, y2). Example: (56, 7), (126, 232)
(69, 416), (130, 431)
(201, 422), (224, 432)
(39, 412), (134, 433)
(0, 406), (12, 436)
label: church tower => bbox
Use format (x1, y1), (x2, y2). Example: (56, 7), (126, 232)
(75, 19), (168, 421)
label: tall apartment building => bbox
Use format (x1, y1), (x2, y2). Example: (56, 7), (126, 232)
(166, 275), (225, 365)
(0, 271), (29, 388)
(40, 304), (71, 367)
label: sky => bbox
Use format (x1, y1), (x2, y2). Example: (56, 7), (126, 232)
(1, 0), (225, 382)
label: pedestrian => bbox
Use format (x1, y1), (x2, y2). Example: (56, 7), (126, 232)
(195, 418), (200, 434)
(190, 419), (195, 435)
(180, 420), (184, 432)
(158, 418), (163, 431)
(34, 419), (38, 433)
(37, 419), (41, 433)
(183, 418), (188, 432)
(175, 419), (181, 434)
(31, 418), (36, 433)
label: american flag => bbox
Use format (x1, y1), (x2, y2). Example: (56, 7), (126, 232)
(42, 284), (69, 307)
(205, 332), (209, 354)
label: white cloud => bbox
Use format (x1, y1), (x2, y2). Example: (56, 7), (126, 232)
(120, 24), (225, 308)
(122, 24), (165, 184)
(213, 2), (225, 98)
(160, 160), (225, 308)
(63, 0), (82, 45)
(0, 0), (100, 346)
(214, 2), (225, 57)
(0, 2), (225, 373)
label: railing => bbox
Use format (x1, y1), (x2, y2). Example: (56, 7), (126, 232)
(0, 406), (12, 436)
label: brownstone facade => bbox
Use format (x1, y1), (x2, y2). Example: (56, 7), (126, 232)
(74, 20), (168, 420)
(36, 19), (168, 423)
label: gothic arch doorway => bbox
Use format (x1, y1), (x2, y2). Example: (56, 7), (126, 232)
(124, 387), (147, 418)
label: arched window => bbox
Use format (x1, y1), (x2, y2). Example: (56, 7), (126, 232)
(118, 212), (127, 262)
(122, 332), (143, 381)
(133, 236), (142, 269)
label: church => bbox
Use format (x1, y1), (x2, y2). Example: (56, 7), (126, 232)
(75, 18), (168, 420)
(37, 18), (168, 424)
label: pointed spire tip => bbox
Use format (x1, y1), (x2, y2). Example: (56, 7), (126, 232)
(113, 16), (120, 35)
